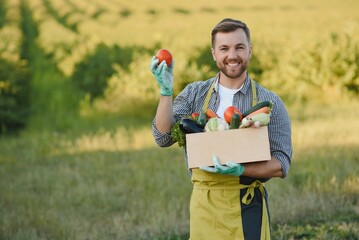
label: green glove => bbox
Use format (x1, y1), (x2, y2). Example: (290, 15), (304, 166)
(200, 155), (245, 176)
(150, 56), (174, 96)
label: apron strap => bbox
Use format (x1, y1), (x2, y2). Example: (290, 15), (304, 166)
(251, 79), (258, 107)
(202, 78), (258, 112)
(202, 81), (215, 113)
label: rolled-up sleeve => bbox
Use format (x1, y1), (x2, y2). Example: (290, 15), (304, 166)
(268, 95), (292, 178)
(151, 119), (175, 147)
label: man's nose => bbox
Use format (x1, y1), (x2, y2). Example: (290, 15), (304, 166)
(228, 49), (237, 59)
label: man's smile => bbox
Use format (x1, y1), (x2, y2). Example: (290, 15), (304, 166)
(227, 62), (240, 66)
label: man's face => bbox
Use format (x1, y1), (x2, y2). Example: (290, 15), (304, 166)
(211, 28), (252, 79)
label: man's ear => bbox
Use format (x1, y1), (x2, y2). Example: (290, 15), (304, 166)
(211, 48), (216, 61)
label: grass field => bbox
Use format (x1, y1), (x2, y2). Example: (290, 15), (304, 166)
(0, 102), (358, 239)
(0, 0), (359, 239)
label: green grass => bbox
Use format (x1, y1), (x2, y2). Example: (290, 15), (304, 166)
(0, 132), (191, 239)
(0, 102), (358, 239)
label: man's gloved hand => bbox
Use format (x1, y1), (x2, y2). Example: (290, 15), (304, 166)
(200, 155), (245, 176)
(150, 56), (174, 96)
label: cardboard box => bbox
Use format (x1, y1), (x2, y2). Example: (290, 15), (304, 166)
(186, 126), (271, 169)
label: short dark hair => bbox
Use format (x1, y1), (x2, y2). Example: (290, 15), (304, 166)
(211, 18), (251, 47)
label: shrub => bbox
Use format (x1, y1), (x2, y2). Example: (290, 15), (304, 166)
(0, 0), (7, 29)
(70, 43), (133, 101)
(0, 58), (31, 134)
(19, 0), (39, 61)
(262, 26), (359, 104)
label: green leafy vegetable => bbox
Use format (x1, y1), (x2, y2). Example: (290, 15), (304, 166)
(171, 120), (186, 147)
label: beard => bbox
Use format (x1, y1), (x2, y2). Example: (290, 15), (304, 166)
(216, 59), (249, 79)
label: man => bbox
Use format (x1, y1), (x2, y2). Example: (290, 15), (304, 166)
(150, 18), (292, 240)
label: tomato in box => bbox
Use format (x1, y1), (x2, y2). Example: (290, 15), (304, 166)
(224, 106), (243, 124)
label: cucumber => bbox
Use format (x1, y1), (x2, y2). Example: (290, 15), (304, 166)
(197, 112), (207, 126)
(242, 101), (272, 118)
(180, 118), (205, 134)
(229, 113), (240, 129)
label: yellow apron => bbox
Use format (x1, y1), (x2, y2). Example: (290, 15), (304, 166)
(189, 78), (270, 239)
(190, 169), (270, 240)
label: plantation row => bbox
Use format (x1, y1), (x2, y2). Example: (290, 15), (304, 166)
(37, 0), (313, 29)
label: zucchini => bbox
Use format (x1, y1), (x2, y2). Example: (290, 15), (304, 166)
(180, 118), (205, 134)
(197, 112), (207, 126)
(229, 113), (240, 129)
(242, 101), (272, 118)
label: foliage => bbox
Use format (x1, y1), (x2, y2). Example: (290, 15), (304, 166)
(0, 0), (6, 29)
(171, 120), (186, 147)
(261, 24), (359, 104)
(119, 9), (131, 18)
(43, 0), (78, 33)
(185, 46), (217, 83)
(0, 58), (31, 134)
(19, 0), (39, 61)
(70, 43), (134, 101)
(0, 0), (36, 134)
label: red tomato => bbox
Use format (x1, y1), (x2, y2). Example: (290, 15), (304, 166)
(191, 112), (200, 120)
(156, 49), (173, 66)
(224, 106), (243, 124)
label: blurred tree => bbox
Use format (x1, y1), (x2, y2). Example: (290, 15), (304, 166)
(0, 59), (31, 134)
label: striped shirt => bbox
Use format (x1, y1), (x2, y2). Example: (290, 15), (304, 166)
(152, 74), (292, 178)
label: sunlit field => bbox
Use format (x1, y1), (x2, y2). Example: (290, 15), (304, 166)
(0, 0), (358, 239)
